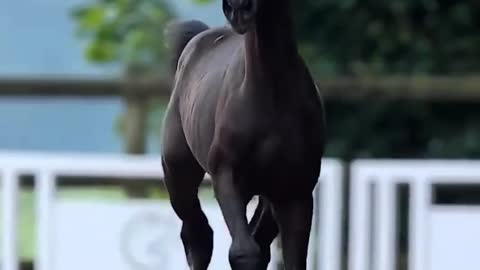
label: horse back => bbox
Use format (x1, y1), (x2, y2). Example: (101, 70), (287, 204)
(173, 27), (242, 97)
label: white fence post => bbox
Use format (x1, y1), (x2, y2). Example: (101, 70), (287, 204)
(348, 163), (371, 270)
(409, 178), (431, 270)
(374, 180), (397, 270)
(317, 160), (344, 270)
(36, 170), (56, 270)
(1, 170), (19, 270)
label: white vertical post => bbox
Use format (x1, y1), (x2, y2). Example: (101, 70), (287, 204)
(307, 184), (319, 270)
(348, 167), (371, 270)
(319, 167), (343, 270)
(36, 171), (56, 270)
(409, 179), (431, 270)
(374, 180), (397, 270)
(1, 170), (19, 270)
(269, 239), (282, 270)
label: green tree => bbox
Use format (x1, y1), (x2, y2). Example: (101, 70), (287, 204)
(71, 0), (173, 74)
(71, 0), (174, 150)
(71, 0), (175, 197)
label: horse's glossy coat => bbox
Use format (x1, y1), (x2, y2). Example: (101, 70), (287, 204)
(162, 0), (326, 269)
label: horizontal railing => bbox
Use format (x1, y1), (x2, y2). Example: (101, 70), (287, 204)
(1, 76), (480, 101)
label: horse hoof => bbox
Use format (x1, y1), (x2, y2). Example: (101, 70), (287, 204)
(230, 258), (263, 270)
(229, 241), (263, 270)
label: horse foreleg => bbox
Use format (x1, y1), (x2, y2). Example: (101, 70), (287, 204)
(272, 195), (314, 270)
(162, 102), (214, 270)
(162, 157), (212, 270)
(213, 168), (262, 270)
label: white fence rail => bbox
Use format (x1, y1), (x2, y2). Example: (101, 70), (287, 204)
(0, 151), (344, 270)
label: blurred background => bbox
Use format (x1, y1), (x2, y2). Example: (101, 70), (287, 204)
(1, 0), (480, 269)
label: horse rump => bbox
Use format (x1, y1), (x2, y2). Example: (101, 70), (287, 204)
(164, 20), (210, 75)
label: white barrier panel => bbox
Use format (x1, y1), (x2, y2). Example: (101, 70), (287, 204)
(53, 201), (260, 270)
(53, 202), (188, 270)
(349, 160), (480, 270)
(0, 151), (344, 270)
(429, 206), (480, 270)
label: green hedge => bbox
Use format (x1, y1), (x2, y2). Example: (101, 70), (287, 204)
(293, 0), (480, 77)
(325, 100), (480, 159)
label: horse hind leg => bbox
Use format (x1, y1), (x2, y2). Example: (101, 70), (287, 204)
(248, 196), (279, 269)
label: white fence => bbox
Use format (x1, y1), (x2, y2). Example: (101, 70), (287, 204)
(4, 153), (480, 270)
(0, 151), (344, 270)
(349, 159), (480, 270)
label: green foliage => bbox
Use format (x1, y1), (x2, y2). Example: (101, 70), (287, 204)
(71, 0), (174, 73)
(292, 0), (480, 77)
(71, 0), (174, 145)
(191, 0), (213, 4)
(287, 0), (480, 159)
(324, 101), (480, 159)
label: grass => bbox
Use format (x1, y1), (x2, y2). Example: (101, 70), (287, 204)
(0, 190), (37, 260)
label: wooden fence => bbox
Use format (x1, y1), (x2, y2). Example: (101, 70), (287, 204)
(1, 76), (480, 101)
(1, 75), (479, 159)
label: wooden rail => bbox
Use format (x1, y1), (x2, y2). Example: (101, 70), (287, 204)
(0, 77), (171, 98)
(0, 76), (479, 101)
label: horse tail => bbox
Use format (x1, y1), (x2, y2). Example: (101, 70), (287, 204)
(164, 20), (210, 76)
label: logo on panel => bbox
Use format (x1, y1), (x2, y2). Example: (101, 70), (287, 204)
(121, 211), (179, 270)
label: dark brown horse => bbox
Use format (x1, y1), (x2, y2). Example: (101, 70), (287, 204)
(161, 0), (326, 269)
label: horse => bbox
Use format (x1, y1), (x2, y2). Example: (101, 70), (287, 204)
(161, 0), (326, 269)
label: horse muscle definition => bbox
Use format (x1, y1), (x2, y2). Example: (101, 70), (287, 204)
(161, 0), (326, 269)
